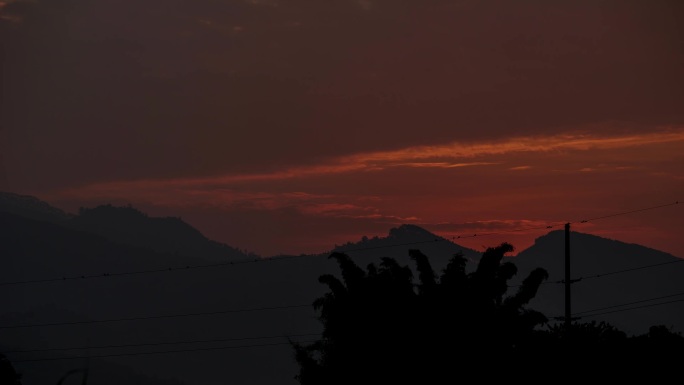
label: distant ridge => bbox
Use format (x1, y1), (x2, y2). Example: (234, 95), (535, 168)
(0, 191), (71, 223)
(69, 204), (254, 261)
(0, 191), (253, 261)
(334, 224), (481, 271)
(513, 230), (684, 335)
(515, 230), (680, 280)
(1, 192), (683, 385)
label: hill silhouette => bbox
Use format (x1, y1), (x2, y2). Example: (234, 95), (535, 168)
(0, 198), (482, 385)
(512, 230), (684, 335)
(0, 211), (219, 385)
(334, 224), (480, 264)
(68, 204), (254, 262)
(0, 192), (71, 223)
(0, 191), (254, 262)
(0, 203), (329, 385)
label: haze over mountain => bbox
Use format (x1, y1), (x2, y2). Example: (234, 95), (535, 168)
(1, 192), (682, 384)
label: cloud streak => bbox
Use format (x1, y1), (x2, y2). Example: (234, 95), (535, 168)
(41, 127), (684, 252)
(51, 128), (684, 193)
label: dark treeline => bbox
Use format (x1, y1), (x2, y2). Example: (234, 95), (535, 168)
(0, 353), (21, 385)
(294, 243), (684, 384)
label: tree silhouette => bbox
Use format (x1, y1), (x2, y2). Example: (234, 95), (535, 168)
(0, 354), (21, 385)
(521, 320), (684, 381)
(293, 243), (549, 384)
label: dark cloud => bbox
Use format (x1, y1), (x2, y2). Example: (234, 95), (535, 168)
(2, 0), (683, 192)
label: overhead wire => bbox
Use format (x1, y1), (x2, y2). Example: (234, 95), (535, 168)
(0, 304), (311, 329)
(517, 257), (684, 288)
(0, 254), (312, 287)
(10, 340), (320, 363)
(576, 299), (684, 319)
(3, 332), (321, 354)
(572, 291), (684, 317)
(576, 259), (684, 282)
(2, 200), (680, 369)
(1, 200), (680, 334)
(0, 228), (550, 287)
(572, 201), (679, 224)
(0, 201), (678, 288)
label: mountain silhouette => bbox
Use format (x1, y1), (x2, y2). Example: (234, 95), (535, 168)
(1, 192), (682, 384)
(0, 192), (253, 262)
(0, 199), (480, 385)
(68, 204), (254, 262)
(512, 230), (684, 335)
(334, 223), (480, 266)
(0, 211), (227, 385)
(0, 198), (328, 385)
(0, 191), (71, 223)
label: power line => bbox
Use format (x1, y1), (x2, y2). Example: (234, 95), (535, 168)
(11, 340), (320, 363)
(0, 239), (464, 287)
(447, 223), (565, 240)
(0, 255), (313, 287)
(573, 291), (684, 316)
(532, 258), (684, 288)
(341, 223), (564, 247)
(415, 200), (679, 241)
(15, 297), (683, 362)
(573, 201), (679, 224)
(336, 238), (448, 252)
(577, 299), (684, 319)
(0, 200), (678, 288)
(508, 279), (564, 288)
(526, 256), (683, 291)
(338, 200), (679, 247)
(0, 304), (311, 329)
(577, 259), (684, 282)
(3, 332), (321, 354)
(0, 232), (548, 287)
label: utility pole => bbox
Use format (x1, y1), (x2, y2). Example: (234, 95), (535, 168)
(564, 222), (571, 331)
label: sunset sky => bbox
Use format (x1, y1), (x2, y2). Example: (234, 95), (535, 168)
(1, 0), (682, 257)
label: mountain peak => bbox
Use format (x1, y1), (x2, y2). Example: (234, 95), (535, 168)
(79, 203), (148, 217)
(69, 204), (253, 260)
(76, 204), (194, 232)
(333, 224), (481, 268)
(514, 229), (682, 335)
(388, 224), (443, 240)
(529, 229), (676, 258)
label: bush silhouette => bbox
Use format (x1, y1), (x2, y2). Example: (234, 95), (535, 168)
(293, 243), (549, 384)
(0, 354), (21, 385)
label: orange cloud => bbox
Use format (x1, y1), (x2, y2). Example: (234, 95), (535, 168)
(394, 162), (498, 168)
(39, 128), (684, 258)
(348, 129), (684, 164)
(509, 166), (532, 170)
(49, 128), (684, 207)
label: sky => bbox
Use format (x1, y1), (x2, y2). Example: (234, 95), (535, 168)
(1, 0), (683, 257)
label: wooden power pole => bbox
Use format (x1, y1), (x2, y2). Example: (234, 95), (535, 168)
(564, 222), (571, 330)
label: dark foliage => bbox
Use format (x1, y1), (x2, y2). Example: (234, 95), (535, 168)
(294, 243), (550, 384)
(294, 243), (684, 384)
(0, 354), (21, 385)
(523, 321), (684, 381)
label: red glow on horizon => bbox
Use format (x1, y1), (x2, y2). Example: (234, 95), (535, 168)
(36, 129), (684, 258)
